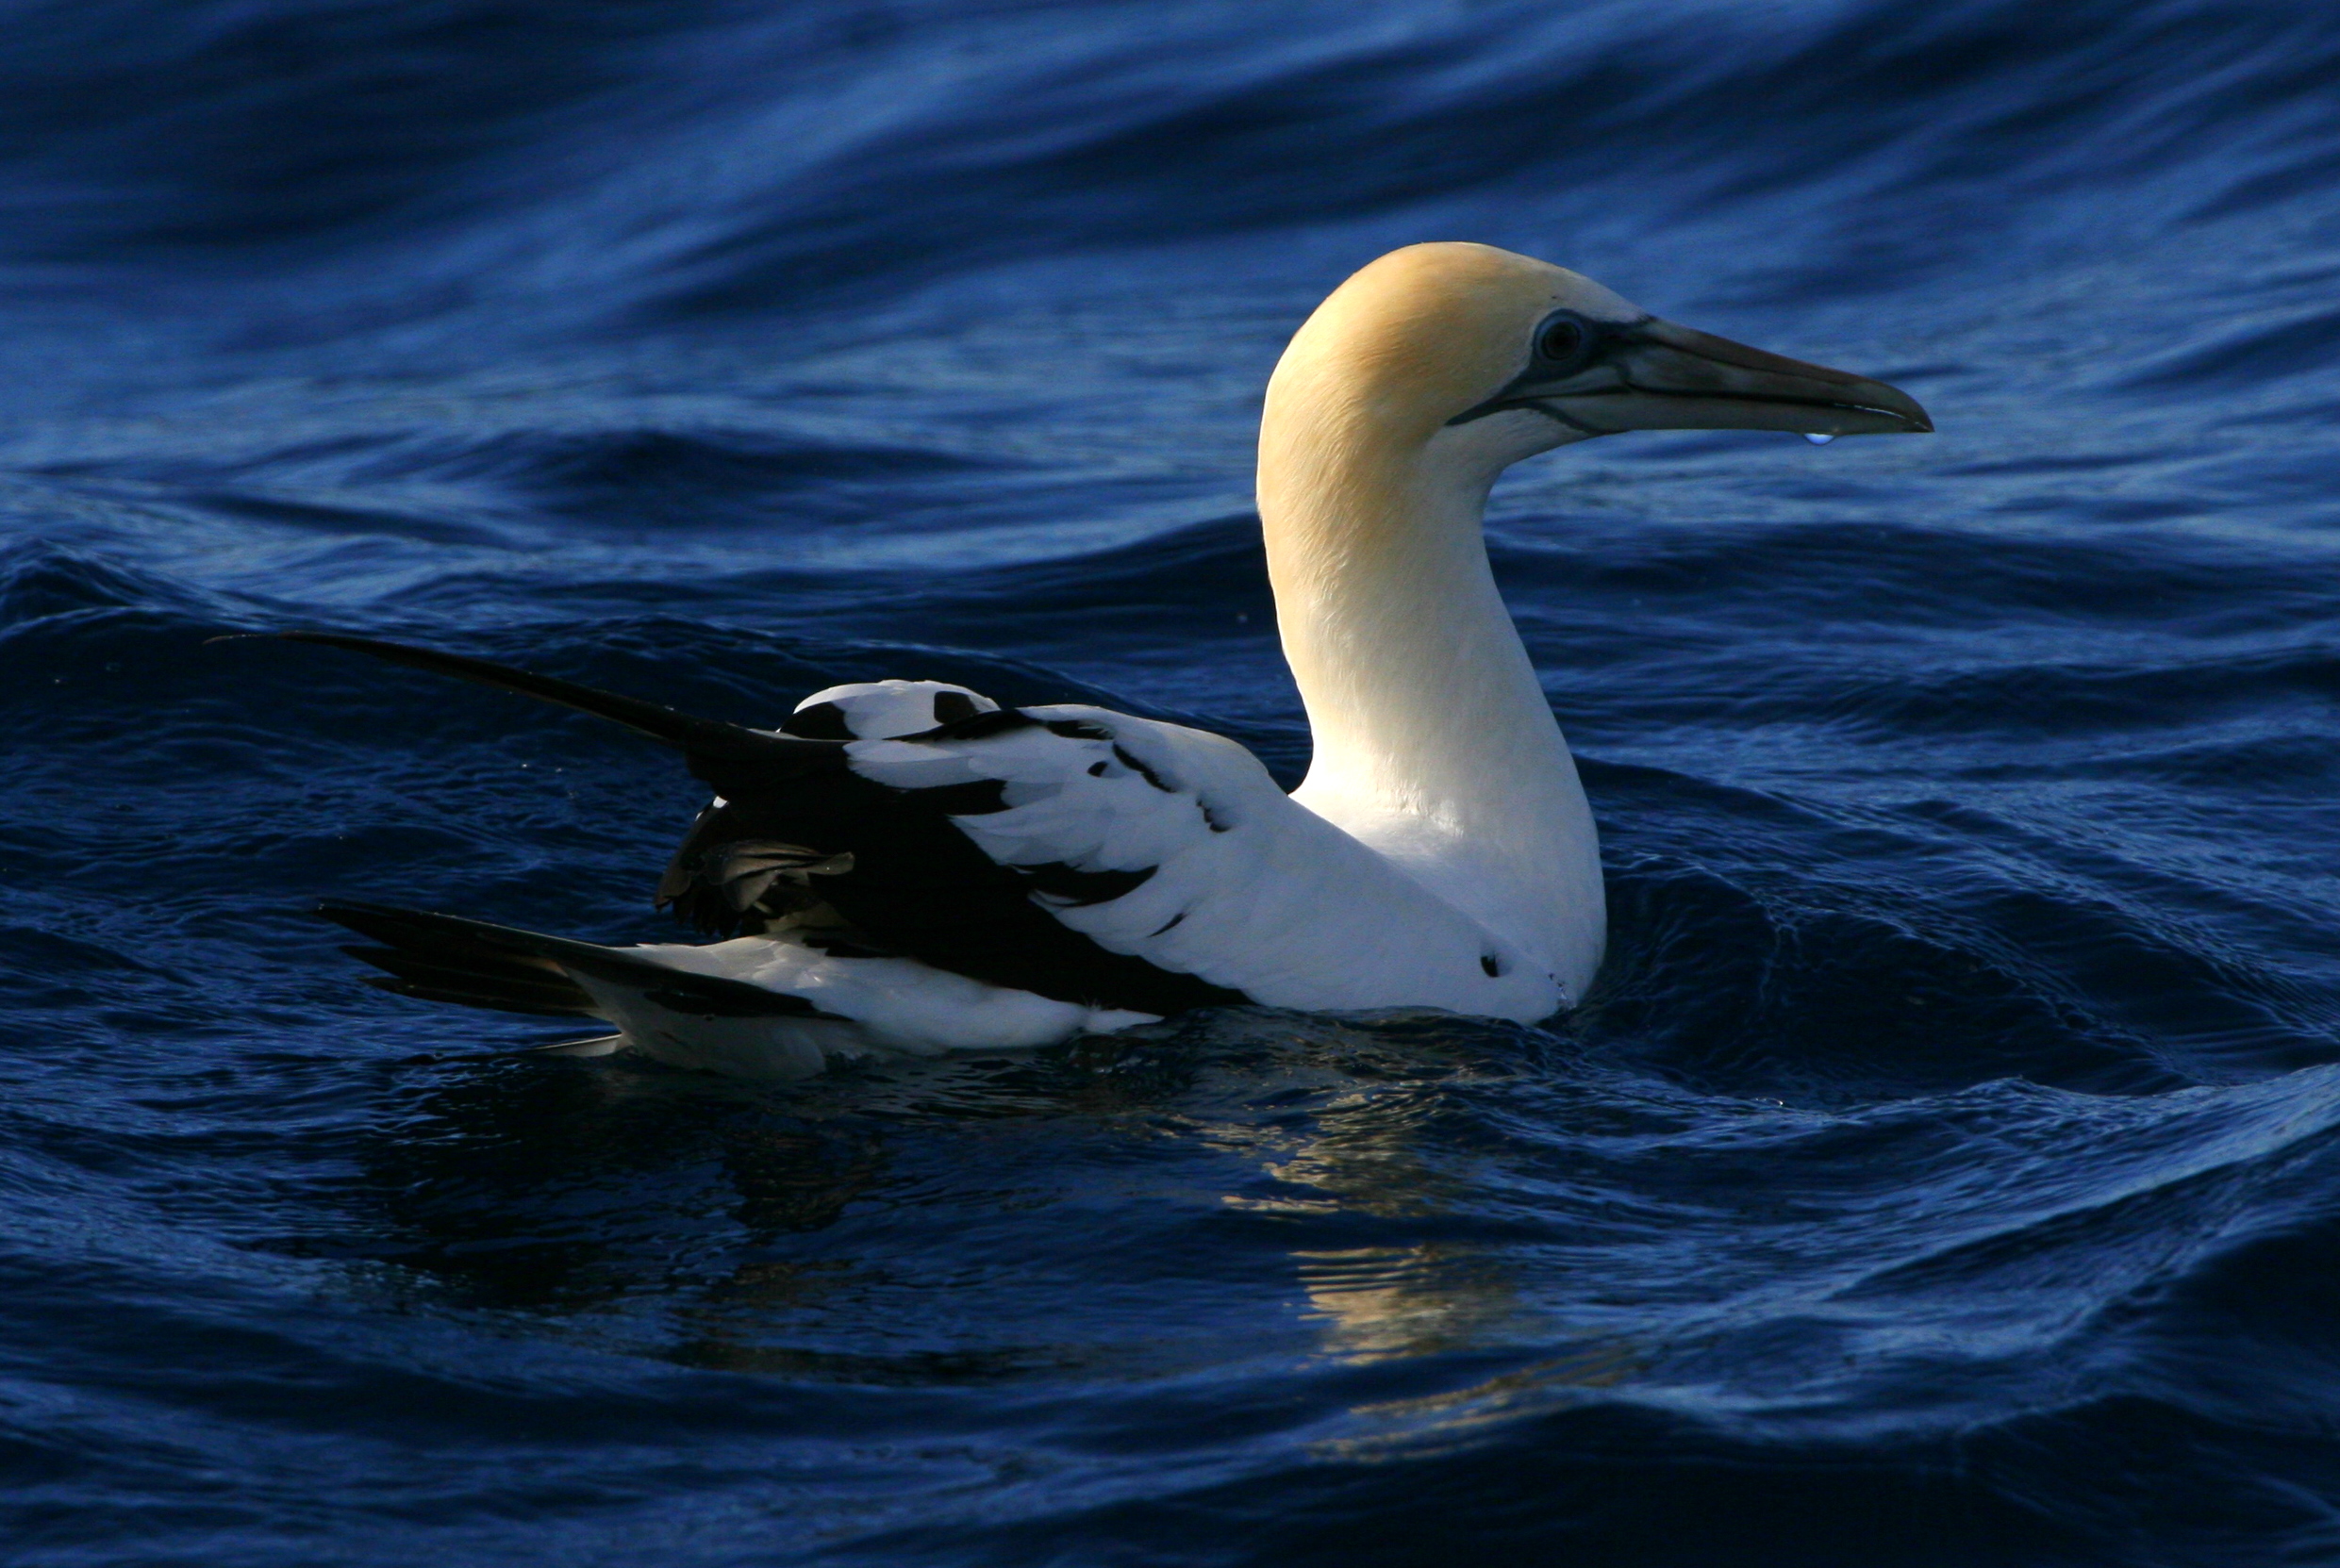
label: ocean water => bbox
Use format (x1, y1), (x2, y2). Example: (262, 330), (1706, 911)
(4, 0), (2339, 1561)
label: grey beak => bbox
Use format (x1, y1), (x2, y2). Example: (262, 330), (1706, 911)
(1454, 316), (1933, 437)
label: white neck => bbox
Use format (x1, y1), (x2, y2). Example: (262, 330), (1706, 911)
(1258, 405), (1606, 999)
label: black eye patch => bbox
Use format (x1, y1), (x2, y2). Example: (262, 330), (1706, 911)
(1532, 310), (1602, 373)
(1446, 312), (1645, 427)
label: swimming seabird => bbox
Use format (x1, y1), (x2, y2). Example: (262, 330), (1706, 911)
(292, 243), (1929, 1079)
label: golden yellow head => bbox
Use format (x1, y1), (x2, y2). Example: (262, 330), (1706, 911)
(1267, 242), (1930, 450)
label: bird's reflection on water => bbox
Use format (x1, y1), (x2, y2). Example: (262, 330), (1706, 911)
(352, 1059), (885, 1308)
(333, 1010), (1567, 1379)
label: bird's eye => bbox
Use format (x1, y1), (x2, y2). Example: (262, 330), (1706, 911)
(1536, 315), (1588, 364)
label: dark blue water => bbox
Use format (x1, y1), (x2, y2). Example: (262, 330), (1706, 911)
(5, 1), (2340, 1560)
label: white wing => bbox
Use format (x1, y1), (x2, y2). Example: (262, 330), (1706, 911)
(846, 705), (1568, 1020)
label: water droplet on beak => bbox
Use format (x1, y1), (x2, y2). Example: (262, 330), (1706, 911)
(1803, 433), (1835, 445)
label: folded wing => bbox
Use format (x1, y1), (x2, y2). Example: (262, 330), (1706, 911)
(289, 635), (1565, 1022)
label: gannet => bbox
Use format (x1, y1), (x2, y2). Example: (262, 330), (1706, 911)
(290, 243), (1929, 1080)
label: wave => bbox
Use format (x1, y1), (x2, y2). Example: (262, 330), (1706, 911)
(8, 0), (2340, 1560)
(3, 0), (2337, 322)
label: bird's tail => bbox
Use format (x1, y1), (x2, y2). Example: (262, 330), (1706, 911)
(321, 901), (603, 1016)
(318, 900), (835, 1021)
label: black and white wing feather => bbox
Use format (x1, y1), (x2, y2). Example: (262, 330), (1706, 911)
(836, 705), (1565, 1016)
(284, 635), (1565, 1022)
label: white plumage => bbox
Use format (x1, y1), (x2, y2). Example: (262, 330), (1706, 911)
(849, 703), (1566, 1017)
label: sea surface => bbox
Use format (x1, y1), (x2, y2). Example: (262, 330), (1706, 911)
(4, 1), (2339, 1562)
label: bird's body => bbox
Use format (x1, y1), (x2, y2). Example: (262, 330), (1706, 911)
(303, 243), (1927, 1079)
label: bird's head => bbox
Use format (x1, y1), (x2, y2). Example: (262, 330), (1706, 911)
(1265, 242), (1930, 475)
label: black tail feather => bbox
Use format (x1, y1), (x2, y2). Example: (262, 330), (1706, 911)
(358, 972), (597, 1018)
(340, 943), (597, 1017)
(317, 900), (841, 1022)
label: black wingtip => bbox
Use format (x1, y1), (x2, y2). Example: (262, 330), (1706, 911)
(270, 631), (826, 766)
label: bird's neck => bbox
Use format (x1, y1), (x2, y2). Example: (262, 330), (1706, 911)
(1258, 412), (1604, 996)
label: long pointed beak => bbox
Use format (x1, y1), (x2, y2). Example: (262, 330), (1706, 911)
(1462, 317), (1933, 438)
